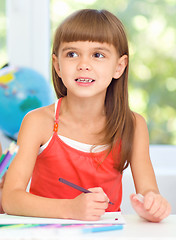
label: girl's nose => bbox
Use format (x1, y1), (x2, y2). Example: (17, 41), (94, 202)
(78, 66), (89, 71)
(77, 58), (92, 71)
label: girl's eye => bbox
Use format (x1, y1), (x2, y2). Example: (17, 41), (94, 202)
(67, 52), (78, 58)
(93, 52), (104, 58)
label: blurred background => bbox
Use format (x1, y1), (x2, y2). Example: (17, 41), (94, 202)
(0, 0), (175, 145)
(50, 0), (176, 145)
(0, 0), (176, 213)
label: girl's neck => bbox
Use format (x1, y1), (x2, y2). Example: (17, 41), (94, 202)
(57, 95), (106, 145)
(61, 95), (106, 123)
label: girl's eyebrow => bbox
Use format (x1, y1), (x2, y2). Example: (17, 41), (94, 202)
(61, 47), (78, 52)
(61, 46), (111, 54)
(93, 47), (111, 54)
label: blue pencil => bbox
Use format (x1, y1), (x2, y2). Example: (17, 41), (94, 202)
(82, 224), (123, 233)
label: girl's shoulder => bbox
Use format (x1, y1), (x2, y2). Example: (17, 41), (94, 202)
(133, 112), (147, 125)
(132, 112), (149, 140)
(24, 103), (55, 121)
(18, 103), (55, 146)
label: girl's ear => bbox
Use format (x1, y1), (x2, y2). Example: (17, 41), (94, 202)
(113, 55), (128, 79)
(52, 54), (61, 77)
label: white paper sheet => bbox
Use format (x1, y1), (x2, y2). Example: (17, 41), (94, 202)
(0, 212), (125, 225)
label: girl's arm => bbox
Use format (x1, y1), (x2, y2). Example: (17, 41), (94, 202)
(0, 176), (5, 214)
(2, 109), (108, 220)
(130, 113), (171, 222)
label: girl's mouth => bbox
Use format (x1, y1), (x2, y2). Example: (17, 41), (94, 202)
(75, 78), (95, 83)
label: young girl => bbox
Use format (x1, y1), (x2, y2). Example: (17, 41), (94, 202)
(2, 9), (171, 222)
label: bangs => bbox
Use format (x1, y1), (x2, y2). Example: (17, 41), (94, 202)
(53, 9), (125, 55)
(60, 10), (114, 44)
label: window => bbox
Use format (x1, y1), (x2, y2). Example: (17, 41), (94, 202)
(0, 0), (7, 68)
(50, 0), (176, 145)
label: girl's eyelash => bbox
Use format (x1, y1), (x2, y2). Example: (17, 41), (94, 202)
(65, 51), (105, 58)
(66, 52), (78, 57)
(93, 52), (105, 58)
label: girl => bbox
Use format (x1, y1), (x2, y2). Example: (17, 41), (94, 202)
(2, 9), (171, 222)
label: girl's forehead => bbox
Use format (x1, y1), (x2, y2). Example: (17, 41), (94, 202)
(57, 41), (119, 56)
(59, 41), (116, 50)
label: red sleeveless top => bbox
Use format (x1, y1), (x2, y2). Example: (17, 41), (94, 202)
(30, 98), (122, 212)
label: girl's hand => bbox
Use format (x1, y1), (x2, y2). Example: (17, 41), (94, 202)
(130, 192), (171, 222)
(70, 187), (109, 221)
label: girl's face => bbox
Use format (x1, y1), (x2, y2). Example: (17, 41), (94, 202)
(53, 41), (127, 99)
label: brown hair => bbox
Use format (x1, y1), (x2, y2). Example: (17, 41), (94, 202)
(52, 9), (135, 173)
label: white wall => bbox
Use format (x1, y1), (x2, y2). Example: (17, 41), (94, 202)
(6, 0), (50, 80)
(122, 145), (176, 214)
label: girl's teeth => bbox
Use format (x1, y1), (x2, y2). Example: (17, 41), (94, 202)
(76, 78), (93, 82)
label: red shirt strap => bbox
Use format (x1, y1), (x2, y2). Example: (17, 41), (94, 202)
(53, 98), (62, 132)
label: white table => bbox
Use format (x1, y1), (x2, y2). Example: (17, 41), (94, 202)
(0, 214), (175, 239)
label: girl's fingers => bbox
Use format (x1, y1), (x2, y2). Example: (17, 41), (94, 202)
(159, 204), (171, 220)
(88, 187), (103, 192)
(130, 194), (144, 206)
(130, 193), (135, 202)
(147, 199), (161, 215)
(154, 201), (171, 219)
(88, 187), (109, 203)
(144, 193), (155, 210)
(94, 201), (109, 210)
(130, 192), (171, 222)
(130, 194), (144, 213)
(152, 198), (167, 218)
(144, 192), (171, 220)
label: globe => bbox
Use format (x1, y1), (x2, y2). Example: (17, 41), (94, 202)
(0, 65), (54, 140)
